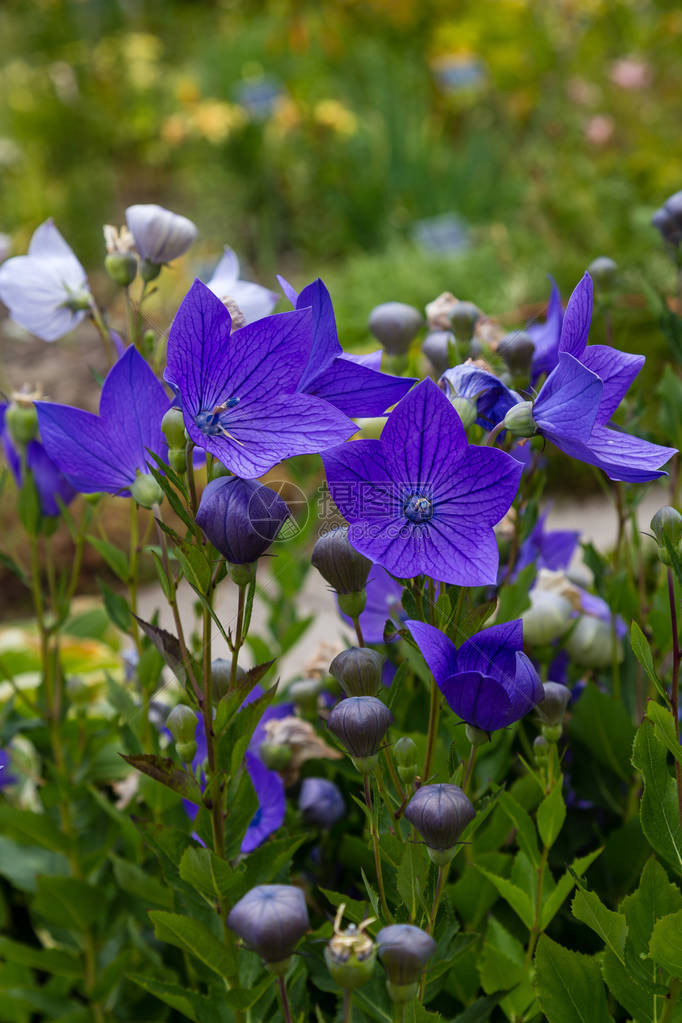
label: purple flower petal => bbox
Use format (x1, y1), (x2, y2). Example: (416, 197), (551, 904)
(579, 344), (645, 425)
(342, 350), (383, 370)
(558, 272), (593, 358)
(25, 440), (77, 516)
(241, 751), (285, 853)
(505, 652), (544, 719)
(533, 353), (602, 444)
(529, 276), (563, 382)
(294, 279), (342, 390)
(381, 379), (467, 488)
(436, 444), (523, 527)
(277, 274), (299, 308)
(323, 439), (395, 521)
(553, 423), (677, 483)
(405, 619), (459, 681)
(456, 620), (522, 679)
(306, 354), (414, 417)
(440, 671), (512, 732)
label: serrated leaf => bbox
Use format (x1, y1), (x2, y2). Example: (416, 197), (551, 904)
(122, 754), (202, 802)
(98, 580), (131, 631)
(134, 615), (191, 686)
(148, 910), (233, 979)
(127, 973), (198, 1020)
(534, 935), (612, 1022)
(630, 622), (669, 704)
(649, 909), (682, 979)
(570, 685), (634, 781)
(179, 846), (240, 904)
(646, 701), (682, 767)
(396, 840), (429, 920)
(111, 854), (172, 908)
(632, 719), (682, 876)
(474, 867), (533, 928)
(499, 791), (540, 866)
(0, 936), (81, 977)
(571, 886), (627, 964)
(540, 847), (603, 930)
(537, 783), (566, 850)
(33, 876), (101, 931)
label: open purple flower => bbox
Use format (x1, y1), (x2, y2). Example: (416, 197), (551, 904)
(1, 405), (77, 517)
(513, 508), (579, 577)
(165, 280), (355, 478)
(527, 277), (563, 383)
(280, 277), (416, 417)
(505, 273), (677, 482)
(205, 246), (279, 324)
(322, 379), (522, 586)
(0, 220), (91, 342)
(440, 361), (520, 430)
(35, 347), (170, 504)
(406, 618), (543, 732)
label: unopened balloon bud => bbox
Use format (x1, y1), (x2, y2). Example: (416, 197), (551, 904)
(503, 400), (536, 438)
(130, 471), (164, 509)
(324, 904), (376, 990)
(105, 252), (137, 287)
(161, 408), (187, 449)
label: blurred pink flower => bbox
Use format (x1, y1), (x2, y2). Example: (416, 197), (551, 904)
(610, 58), (651, 90)
(584, 115), (614, 146)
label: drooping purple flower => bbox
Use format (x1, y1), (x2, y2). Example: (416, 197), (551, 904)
(165, 280), (355, 478)
(508, 274), (677, 483)
(406, 618), (543, 732)
(280, 277), (416, 417)
(338, 565), (404, 645)
(0, 220), (91, 342)
(196, 476), (289, 564)
(35, 347), (170, 503)
(440, 361), (520, 430)
(0, 405), (77, 517)
(527, 276), (563, 383)
(205, 246), (279, 323)
(298, 776), (346, 829)
(513, 508), (579, 577)
(323, 379), (522, 586)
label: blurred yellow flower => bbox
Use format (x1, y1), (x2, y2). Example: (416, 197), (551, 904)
(175, 74), (201, 105)
(191, 99), (247, 143)
(313, 99), (357, 136)
(267, 95), (303, 138)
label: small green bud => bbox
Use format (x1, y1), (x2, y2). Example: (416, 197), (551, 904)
(337, 591), (367, 618)
(289, 678), (323, 717)
(259, 741), (293, 771)
(465, 723), (490, 747)
(564, 615), (620, 669)
(5, 403), (38, 447)
(166, 704), (197, 743)
(503, 400), (536, 438)
(105, 252), (137, 287)
(541, 724), (562, 743)
(533, 734), (551, 761)
(161, 407), (187, 449)
(130, 471), (164, 509)
(228, 561), (257, 587)
(449, 395), (477, 429)
(169, 448), (187, 474)
(140, 258), (162, 282)
(176, 739), (197, 763)
(651, 506), (682, 556)
(63, 287), (93, 312)
(394, 736), (418, 785)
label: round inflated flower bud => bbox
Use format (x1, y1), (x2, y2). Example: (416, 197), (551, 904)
(368, 302), (424, 355)
(289, 678), (324, 717)
(325, 906), (376, 990)
(450, 395), (477, 429)
(196, 476), (289, 565)
(330, 647), (384, 697)
(176, 740), (197, 763)
(404, 784), (475, 864)
(587, 256), (618, 288)
(210, 657), (245, 702)
(503, 400), (536, 438)
(166, 704), (197, 744)
(169, 448), (187, 474)
(651, 506), (682, 563)
(521, 589), (573, 646)
(422, 330), (455, 375)
(161, 407), (187, 450)
(227, 884), (309, 965)
(376, 924), (436, 1002)
(564, 615), (621, 669)
(130, 471), (164, 509)
(533, 734), (551, 761)
(5, 402), (39, 447)
(299, 777), (346, 829)
(497, 331), (535, 376)
(652, 206), (680, 246)
(465, 724), (490, 747)
(125, 204), (197, 266)
(104, 252), (137, 287)
(536, 682), (571, 727)
(327, 696), (394, 771)
(393, 737), (418, 784)
(449, 301), (480, 342)
(312, 527), (371, 596)
(664, 191), (682, 231)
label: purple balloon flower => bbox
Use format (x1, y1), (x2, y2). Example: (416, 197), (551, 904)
(513, 508), (579, 577)
(406, 618), (543, 732)
(440, 361), (520, 430)
(527, 276), (563, 383)
(0, 220), (91, 342)
(0, 406), (77, 517)
(35, 347), (170, 500)
(279, 277), (416, 417)
(322, 379), (522, 586)
(165, 279), (355, 478)
(196, 476), (290, 564)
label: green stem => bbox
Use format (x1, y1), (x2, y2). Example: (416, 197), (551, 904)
(384, 747), (405, 800)
(426, 863), (449, 935)
(423, 677), (440, 782)
(364, 774), (391, 921)
(462, 746), (478, 797)
(525, 845), (549, 966)
(89, 301), (116, 366)
(486, 420), (505, 446)
(659, 978), (682, 1023)
(352, 615), (365, 647)
(186, 440), (198, 517)
(230, 584), (247, 690)
(277, 976), (293, 1023)
(667, 568), (682, 828)
(343, 988), (353, 1023)
(153, 513), (203, 704)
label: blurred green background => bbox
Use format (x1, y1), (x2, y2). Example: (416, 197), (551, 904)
(1, 0), (681, 332)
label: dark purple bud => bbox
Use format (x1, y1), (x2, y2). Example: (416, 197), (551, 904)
(330, 647), (384, 697)
(196, 476), (289, 565)
(497, 331), (535, 376)
(227, 884), (309, 964)
(664, 190), (682, 231)
(535, 682), (571, 727)
(299, 777), (346, 829)
(421, 330), (455, 375)
(376, 924), (436, 987)
(404, 784), (475, 862)
(652, 204), (682, 245)
(312, 526), (371, 596)
(368, 302), (424, 355)
(449, 301), (480, 341)
(327, 696), (393, 763)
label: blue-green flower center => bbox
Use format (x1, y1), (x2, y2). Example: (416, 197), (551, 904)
(404, 495), (433, 523)
(196, 397), (240, 435)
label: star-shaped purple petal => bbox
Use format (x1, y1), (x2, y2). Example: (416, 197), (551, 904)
(528, 276), (563, 383)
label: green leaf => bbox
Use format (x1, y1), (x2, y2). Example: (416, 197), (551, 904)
(127, 973), (198, 1021)
(540, 847), (603, 930)
(474, 867), (533, 928)
(479, 917), (527, 993)
(571, 886), (627, 964)
(601, 948), (655, 1023)
(646, 701), (682, 767)
(650, 909), (682, 979)
(33, 876), (101, 931)
(0, 836), (68, 893)
(178, 846), (240, 904)
(396, 841), (430, 920)
(630, 622), (670, 704)
(98, 580), (131, 631)
(86, 536), (130, 582)
(176, 542), (212, 594)
(495, 564), (535, 621)
(213, 660), (275, 736)
(450, 994), (503, 1023)
(111, 854), (172, 908)
(134, 615), (192, 686)
(0, 806), (70, 856)
(0, 936), (81, 978)
(537, 783), (566, 850)
(570, 684), (635, 781)
(632, 718), (682, 876)
(534, 935), (613, 1022)
(499, 791), (540, 866)
(148, 910), (234, 979)
(121, 753), (203, 802)
(622, 856), (682, 986)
